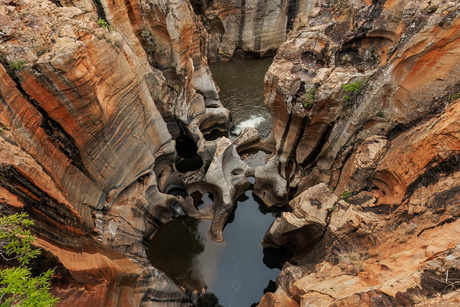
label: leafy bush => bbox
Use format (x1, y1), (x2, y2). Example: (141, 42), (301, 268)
(341, 190), (352, 202)
(304, 86), (317, 109)
(0, 267), (56, 307)
(97, 18), (113, 32)
(0, 213), (39, 265)
(342, 81), (360, 94)
(8, 60), (25, 71)
(342, 81), (361, 103)
(0, 213), (59, 306)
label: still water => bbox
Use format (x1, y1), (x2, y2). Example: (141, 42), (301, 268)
(209, 57), (273, 138)
(148, 191), (280, 306)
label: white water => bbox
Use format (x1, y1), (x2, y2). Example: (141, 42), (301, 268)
(232, 115), (266, 136)
(210, 58), (273, 139)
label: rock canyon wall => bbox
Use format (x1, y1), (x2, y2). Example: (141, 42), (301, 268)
(191, 0), (316, 61)
(256, 0), (460, 305)
(0, 0), (235, 305)
(0, 0), (459, 306)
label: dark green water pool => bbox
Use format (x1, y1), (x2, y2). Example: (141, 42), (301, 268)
(148, 189), (280, 306)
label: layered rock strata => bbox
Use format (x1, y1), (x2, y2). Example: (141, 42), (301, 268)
(191, 0), (316, 61)
(0, 0), (247, 305)
(257, 0), (460, 305)
(1, 0), (459, 305)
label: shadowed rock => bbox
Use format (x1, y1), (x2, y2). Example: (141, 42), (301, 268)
(204, 138), (250, 241)
(262, 183), (347, 260)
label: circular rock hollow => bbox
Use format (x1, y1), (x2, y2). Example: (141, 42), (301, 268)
(190, 191), (214, 210)
(175, 135), (203, 173)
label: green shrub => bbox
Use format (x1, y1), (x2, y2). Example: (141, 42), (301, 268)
(342, 81), (360, 93)
(341, 190), (352, 202)
(0, 267), (57, 307)
(8, 60), (25, 71)
(0, 213), (59, 306)
(342, 81), (361, 103)
(303, 86), (317, 109)
(97, 18), (113, 32)
(448, 91), (460, 102)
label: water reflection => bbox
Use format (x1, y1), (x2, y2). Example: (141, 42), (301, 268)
(191, 192), (214, 210)
(242, 151), (268, 168)
(148, 190), (282, 306)
(149, 58), (282, 306)
(209, 191), (280, 306)
(175, 135), (204, 173)
(147, 218), (225, 292)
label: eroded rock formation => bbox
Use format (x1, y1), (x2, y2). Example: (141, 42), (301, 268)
(191, 0), (316, 61)
(0, 0), (241, 304)
(1, 0), (459, 305)
(257, 0), (460, 305)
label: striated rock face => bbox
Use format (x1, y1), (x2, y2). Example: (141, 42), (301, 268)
(1, 0), (459, 305)
(0, 0), (238, 305)
(258, 0), (460, 305)
(191, 0), (316, 61)
(261, 101), (460, 306)
(264, 0), (460, 184)
(257, 290), (299, 307)
(263, 184), (342, 257)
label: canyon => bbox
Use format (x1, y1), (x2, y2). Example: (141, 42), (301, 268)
(0, 0), (459, 306)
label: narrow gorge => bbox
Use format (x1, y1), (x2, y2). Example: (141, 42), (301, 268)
(0, 0), (459, 306)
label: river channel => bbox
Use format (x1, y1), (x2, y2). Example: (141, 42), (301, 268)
(210, 57), (273, 139)
(148, 58), (277, 306)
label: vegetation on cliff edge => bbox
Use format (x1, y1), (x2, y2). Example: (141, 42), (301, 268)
(0, 212), (59, 307)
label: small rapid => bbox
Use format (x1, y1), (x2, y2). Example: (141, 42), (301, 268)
(231, 115), (267, 136)
(209, 57), (273, 139)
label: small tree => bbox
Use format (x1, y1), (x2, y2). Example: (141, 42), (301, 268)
(342, 81), (361, 103)
(0, 213), (59, 306)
